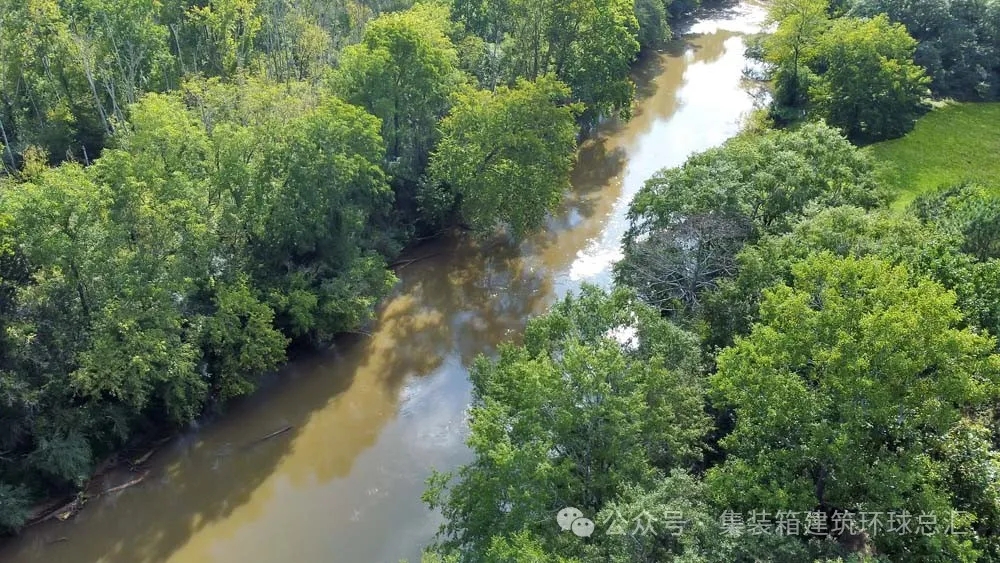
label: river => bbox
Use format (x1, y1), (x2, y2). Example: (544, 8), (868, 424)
(0, 4), (764, 562)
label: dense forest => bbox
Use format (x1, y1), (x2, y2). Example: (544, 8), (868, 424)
(0, 0), (694, 532)
(420, 0), (1000, 562)
(0, 0), (998, 559)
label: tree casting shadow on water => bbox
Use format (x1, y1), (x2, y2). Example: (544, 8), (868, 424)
(2, 233), (557, 563)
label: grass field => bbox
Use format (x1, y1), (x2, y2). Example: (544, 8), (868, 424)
(867, 102), (1000, 209)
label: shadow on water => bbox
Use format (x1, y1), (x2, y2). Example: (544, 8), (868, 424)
(552, 138), (629, 224)
(0, 232), (554, 563)
(674, 0), (755, 34)
(3, 332), (403, 562)
(632, 43), (678, 102)
(688, 30), (739, 65)
(373, 237), (550, 373)
(6, 365), (349, 562)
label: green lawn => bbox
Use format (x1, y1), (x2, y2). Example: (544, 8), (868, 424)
(867, 102), (1000, 209)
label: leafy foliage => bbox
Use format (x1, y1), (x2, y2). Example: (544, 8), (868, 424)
(0, 484), (30, 532)
(634, 0), (671, 50)
(0, 79), (400, 530)
(424, 285), (711, 559)
(701, 205), (943, 349)
(761, 0), (830, 112)
(428, 76), (580, 236)
(617, 122), (885, 316)
(809, 14), (931, 142)
(333, 3), (464, 197)
(708, 254), (1000, 561)
(849, 0), (1000, 100)
(758, 0), (931, 141)
(911, 183), (1000, 262)
(451, 0), (640, 122)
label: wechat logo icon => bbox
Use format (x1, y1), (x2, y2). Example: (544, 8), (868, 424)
(557, 507), (595, 538)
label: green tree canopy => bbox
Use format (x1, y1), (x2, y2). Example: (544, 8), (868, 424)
(911, 183), (1000, 262)
(701, 205), (953, 349)
(909, 184), (1000, 359)
(850, 0), (1000, 100)
(808, 14), (931, 142)
(708, 253), (1000, 561)
(761, 0), (830, 112)
(424, 285), (711, 559)
(554, 0), (640, 121)
(0, 79), (398, 531)
(450, 0), (639, 121)
(253, 95), (397, 340)
(333, 2), (465, 221)
(757, 0), (932, 140)
(427, 76), (580, 237)
(617, 123), (886, 316)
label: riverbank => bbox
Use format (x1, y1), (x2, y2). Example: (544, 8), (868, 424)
(7, 233), (459, 534)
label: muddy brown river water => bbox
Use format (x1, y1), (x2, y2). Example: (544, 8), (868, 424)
(0, 4), (764, 561)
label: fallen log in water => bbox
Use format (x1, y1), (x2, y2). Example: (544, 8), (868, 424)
(99, 471), (149, 497)
(54, 507), (75, 521)
(241, 425), (293, 449)
(127, 436), (174, 470)
(24, 496), (72, 526)
(389, 252), (443, 270)
(20, 435), (174, 531)
(129, 448), (156, 469)
(45, 497), (83, 523)
(45, 537), (69, 545)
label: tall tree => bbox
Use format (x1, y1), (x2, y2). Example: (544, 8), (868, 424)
(709, 253), (1000, 561)
(911, 183), (1000, 262)
(0, 80), (399, 531)
(761, 0), (830, 112)
(634, 0), (671, 51)
(333, 1), (464, 219)
(850, 0), (1000, 100)
(617, 123), (886, 316)
(808, 14), (930, 141)
(427, 76), (579, 237)
(701, 205), (954, 350)
(424, 286), (711, 559)
(553, 0), (640, 121)
(65, 0), (175, 120)
(451, 0), (639, 120)
(183, 0), (264, 77)
(0, 0), (107, 162)
(255, 95), (398, 341)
